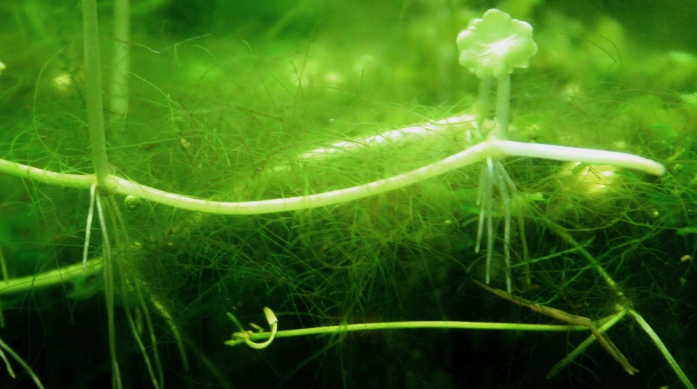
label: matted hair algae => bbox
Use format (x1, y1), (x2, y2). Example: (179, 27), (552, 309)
(0, 1), (694, 388)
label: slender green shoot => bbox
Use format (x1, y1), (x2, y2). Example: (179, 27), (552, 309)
(628, 308), (696, 389)
(0, 259), (103, 296)
(0, 337), (45, 389)
(109, 0), (131, 124)
(95, 192), (121, 389)
(225, 308), (587, 348)
(82, 0), (111, 191)
(82, 183), (97, 271)
(548, 221), (695, 387)
(0, 136), (665, 215)
(546, 305), (630, 379)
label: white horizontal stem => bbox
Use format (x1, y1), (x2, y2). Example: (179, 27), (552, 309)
(298, 113), (477, 161)
(0, 138), (664, 216)
(112, 141), (494, 214)
(492, 140), (666, 176)
(0, 159), (95, 189)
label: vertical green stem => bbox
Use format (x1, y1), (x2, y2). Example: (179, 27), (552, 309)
(82, 2), (120, 388)
(82, 0), (110, 191)
(495, 74), (510, 138)
(476, 75), (492, 126)
(110, 0), (130, 126)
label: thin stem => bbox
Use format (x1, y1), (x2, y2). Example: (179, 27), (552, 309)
(0, 337), (45, 389)
(484, 158), (494, 284)
(0, 259), (103, 296)
(493, 161), (513, 293)
(95, 194), (121, 389)
(475, 157), (495, 288)
(111, 141), (494, 214)
(123, 307), (161, 389)
(547, 306), (629, 379)
(0, 136), (665, 215)
(0, 245), (8, 286)
(549, 222), (694, 385)
(493, 140), (666, 176)
(548, 223), (620, 292)
(495, 74), (511, 138)
(475, 280), (639, 375)
(82, 183), (97, 272)
(226, 319), (586, 347)
(109, 0), (130, 125)
(82, 0), (111, 191)
(628, 308), (695, 389)
(476, 75), (493, 125)
(298, 113), (476, 163)
(150, 299), (189, 370)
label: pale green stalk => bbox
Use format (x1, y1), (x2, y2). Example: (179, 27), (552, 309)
(550, 222), (694, 387)
(0, 136), (665, 215)
(476, 75), (492, 124)
(628, 309), (695, 389)
(226, 318), (586, 347)
(297, 114), (476, 163)
(82, 0), (111, 191)
(109, 0), (130, 124)
(0, 337), (45, 389)
(495, 74), (511, 137)
(494, 140), (666, 176)
(0, 259), (102, 296)
(82, 2), (120, 387)
(546, 306), (629, 378)
(94, 193), (122, 389)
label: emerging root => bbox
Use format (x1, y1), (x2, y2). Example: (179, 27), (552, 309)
(476, 157), (518, 293)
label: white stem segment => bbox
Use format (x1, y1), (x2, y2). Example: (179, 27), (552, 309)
(114, 141), (495, 214)
(0, 138), (665, 215)
(495, 74), (511, 138)
(109, 0), (130, 123)
(477, 75), (493, 124)
(493, 140), (666, 176)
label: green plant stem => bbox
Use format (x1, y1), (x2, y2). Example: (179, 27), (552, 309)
(297, 114), (476, 162)
(109, 0), (130, 124)
(0, 337), (45, 389)
(628, 308), (696, 389)
(95, 194), (122, 389)
(0, 137), (665, 215)
(0, 159), (95, 188)
(116, 141), (494, 214)
(225, 319), (586, 347)
(493, 140), (665, 176)
(547, 305), (629, 379)
(549, 222), (695, 387)
(495, 74), (510, 137)
(475, 280), (638, 375)
(548, 224), (620, 292)
(82, 0), (111, 192)
(476, 75), (492, 124)
(0, 258), (103, 295)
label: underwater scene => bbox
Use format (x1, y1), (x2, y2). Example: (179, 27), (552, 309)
(0, 1), (695, 388)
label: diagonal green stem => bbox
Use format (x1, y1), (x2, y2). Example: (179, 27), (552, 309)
(548, 221), (694, 387)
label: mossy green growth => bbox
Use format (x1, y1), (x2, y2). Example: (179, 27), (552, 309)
(0, 2), (694, 389)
